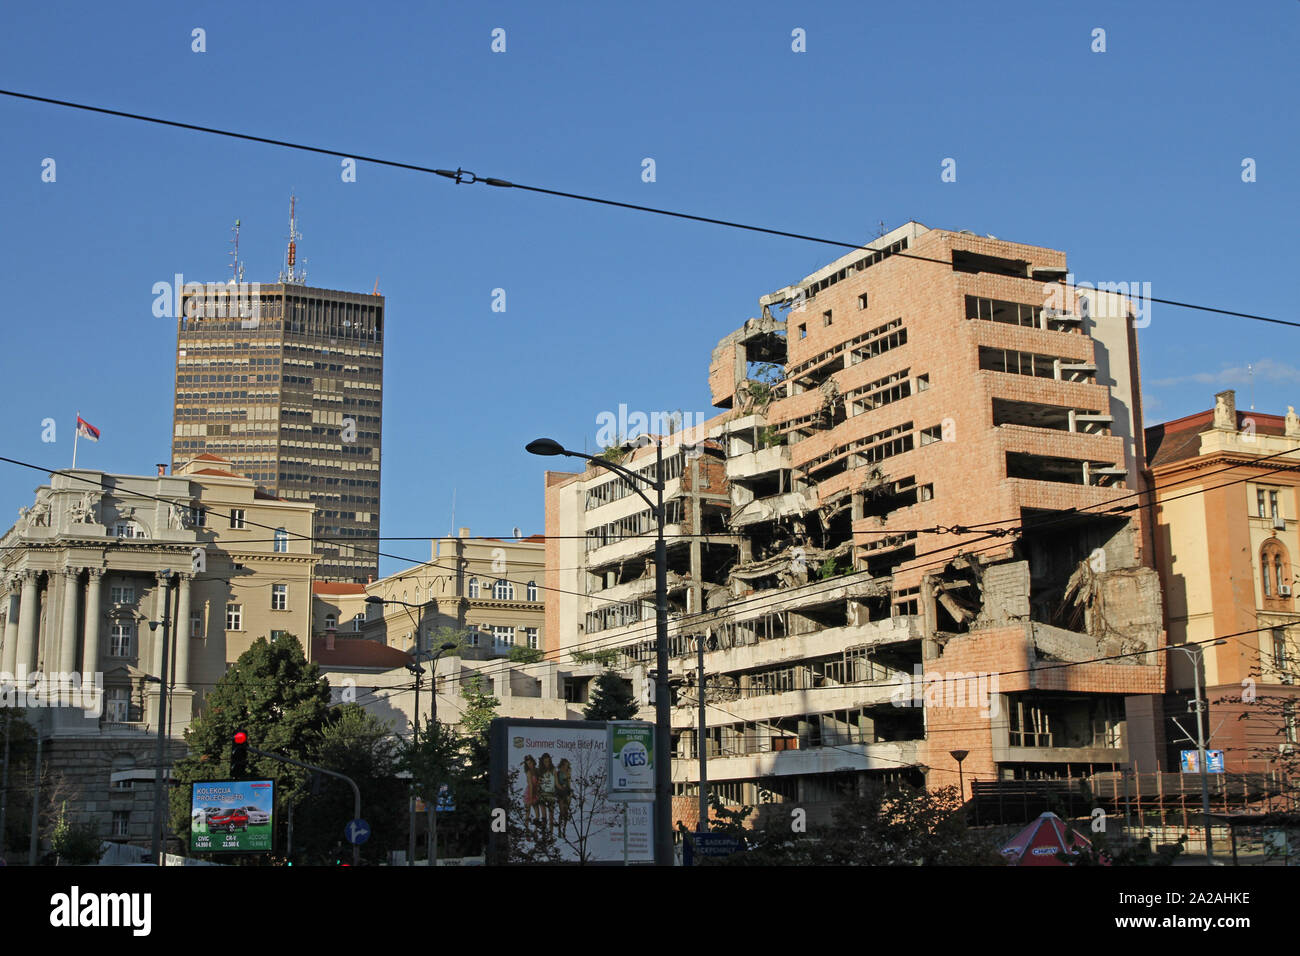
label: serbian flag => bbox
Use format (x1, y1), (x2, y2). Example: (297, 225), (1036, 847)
(76, 416), (101, 442)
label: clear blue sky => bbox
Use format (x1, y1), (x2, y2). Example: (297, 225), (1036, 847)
(1, 1), (1295, 577)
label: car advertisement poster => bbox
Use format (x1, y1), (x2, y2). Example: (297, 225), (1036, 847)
(190, 780), (275, 853)
(489, 719), (654, 864)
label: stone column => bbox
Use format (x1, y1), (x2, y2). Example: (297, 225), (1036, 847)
(15, 570), (40, 673)
(2, 582), (19, 674)
(174, 573), (192, 690)
(82, 569), (103, 675)
(58, 567), (81, 675)
(152, 572), (172, 677)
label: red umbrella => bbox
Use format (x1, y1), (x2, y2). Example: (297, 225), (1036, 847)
(1000, 812), (1092, 866)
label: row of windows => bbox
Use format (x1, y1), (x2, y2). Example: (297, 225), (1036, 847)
(465, 625), (539, 649)
(467, 578), (539, 602)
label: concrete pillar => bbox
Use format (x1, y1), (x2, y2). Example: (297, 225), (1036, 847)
(15, 570), (40, 673)
(174, 573), (192, 690)
(58, 567), (81, 674)
(2, 583), (19, 674)
(152, 571), (171, 677)
(82, 569), (102, 675)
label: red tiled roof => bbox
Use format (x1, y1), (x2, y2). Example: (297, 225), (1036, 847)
(192, 453), (230, 462)
(191, 468), (242, 478)
(313, 581), (368, 595)
(1146, 408), (1288, 468)
(312, 636), (412, 669)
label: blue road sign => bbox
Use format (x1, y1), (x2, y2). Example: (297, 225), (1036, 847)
(345, 818), (371, 844)
(683, 832), (744, 866)
(435, 783), (455, 812)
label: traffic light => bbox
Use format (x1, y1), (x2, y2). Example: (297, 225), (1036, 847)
(231, 729), (248, 778)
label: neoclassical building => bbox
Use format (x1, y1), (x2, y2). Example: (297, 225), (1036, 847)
(0, 455), (316, 851)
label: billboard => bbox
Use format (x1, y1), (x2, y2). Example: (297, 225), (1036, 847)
(1179, 749), (1225, 774)
(490, 719), (654, 864)
(607, 721), (655, 801)
(190, 779), (275, 853)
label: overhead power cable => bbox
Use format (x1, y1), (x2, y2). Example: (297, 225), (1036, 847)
(0, 88), (1290, 327)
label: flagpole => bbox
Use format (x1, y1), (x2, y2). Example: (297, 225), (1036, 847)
(72, 410), (79, 469)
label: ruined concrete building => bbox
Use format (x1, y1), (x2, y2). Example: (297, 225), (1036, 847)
(543, 222), (1166, 826)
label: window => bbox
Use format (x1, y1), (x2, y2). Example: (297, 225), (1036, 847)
(468, 578), (479, 599)
(920, 424), (944, 446)
(858, 292), (869, 310)
(823, 309), (833, 327)
(494, 580), (515, 601)
(1272, 491), (1281, 520)
(1262, 541), (1292, 602)
(324, 613), (337, 630)
(915, 373), (930, 392)
(467, 628), (481, 648)
(271, 584), (288, 611)
(352, 613), (364, 632)
(1275, 629), (1288, 668)
(110, 585), (135, 604)
(798, 323), (807, 339)
(493, 625), (515, 647)
(525, 627), (539, 649)
(109, 622), (133, 657)
(270, 630), (289, 641)
(111, 811), (130, 838)
(189, 506), (207, 527)
(1259, 489), (1268, 518)
(106, 688), (130, 722)
(190, 611), (204, 639)
(527, 580), (538, 602)
(229, 509), (245, 529)
(1286, 701), (1298, 745)
(274, 527), (288, 552)
(114, 522), (143, 538)
(226, 604), (243, 631)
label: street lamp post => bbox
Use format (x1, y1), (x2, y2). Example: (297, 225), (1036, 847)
(367, 594), (460, 865)
(1169, 640), (1226, 864)
(147, 569), (175, 865)
(950, 749), (969, 805)
(528, 436), (674, 867)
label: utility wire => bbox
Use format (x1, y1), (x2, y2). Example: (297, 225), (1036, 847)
(0, 88), (1290, 328)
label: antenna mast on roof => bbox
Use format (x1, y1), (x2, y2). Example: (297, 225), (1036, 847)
(279, 195), (306, 285)
(229, 219), (244, 282)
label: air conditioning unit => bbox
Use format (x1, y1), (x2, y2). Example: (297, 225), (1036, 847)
(1280, 743), (1296, 755)
(1282, 586), (1293, 597)
(1274, 516), (1287, 530)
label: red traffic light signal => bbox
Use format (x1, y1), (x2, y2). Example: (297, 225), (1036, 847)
(231, 729), (249, 777)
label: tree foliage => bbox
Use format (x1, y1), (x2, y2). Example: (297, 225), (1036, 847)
(712, 784), (1005, 866)
(292, 704), (407, 865)
(583, 671), (637, 721)
(169, 634), (333, 861)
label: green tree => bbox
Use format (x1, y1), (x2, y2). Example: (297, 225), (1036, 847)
(583, 671), (637, 721)
(293, 704), (407, 865)
(50, 802), (103, 866)
(719, 784), (1005, 866)
(169, 633), (333, 861)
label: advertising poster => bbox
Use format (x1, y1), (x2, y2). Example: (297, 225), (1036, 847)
(608, 721), (655, 801)
(490, 719), (654, 863)
(190, 779), (275, 853)
(1179, 749), (1225, 774)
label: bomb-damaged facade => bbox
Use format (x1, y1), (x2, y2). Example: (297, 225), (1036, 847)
(544, 223), (1166, 828)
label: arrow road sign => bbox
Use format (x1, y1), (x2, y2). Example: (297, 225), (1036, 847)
(345, 818), (371, 845)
